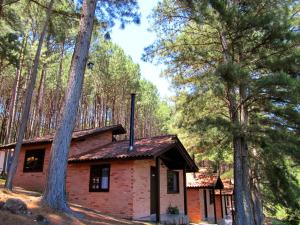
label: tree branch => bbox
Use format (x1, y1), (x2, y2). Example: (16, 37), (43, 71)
(29, 0), (80, 19)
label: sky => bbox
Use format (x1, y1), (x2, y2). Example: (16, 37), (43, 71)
(110, 0), (172, 98)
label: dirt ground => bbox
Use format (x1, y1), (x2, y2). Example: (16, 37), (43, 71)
(0, 183), (151, 225)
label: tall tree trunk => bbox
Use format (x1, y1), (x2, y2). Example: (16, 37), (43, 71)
(219, 29), (256, 225)
(54, 40), (65, 128)
(42, 0), (97, 211)
(4, 0), (54, 190)
(33, 64), (46, 136)
(251, 171), (264, 225)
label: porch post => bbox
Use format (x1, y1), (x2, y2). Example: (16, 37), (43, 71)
(231, 195), (234, 222)
(220, 189), (224, 218)
(203, 189), (208, 219)
(224, 195), (228, 216)
(213, 188), (217, 224)
(183, 164), (187, 215)
(155, 157), (160, 223)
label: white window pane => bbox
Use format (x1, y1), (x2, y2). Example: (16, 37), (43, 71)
(101, 177), (108, 189)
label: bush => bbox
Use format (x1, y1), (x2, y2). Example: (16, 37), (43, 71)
(167, 205), (179, 215)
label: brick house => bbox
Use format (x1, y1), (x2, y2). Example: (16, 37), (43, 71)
(0, 124), (198, 223)
(186, 169), (227, 224)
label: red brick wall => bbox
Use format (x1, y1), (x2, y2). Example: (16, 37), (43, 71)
(13, 144), (51, 192)
(66, 160), (134, 219)
(13, 131), (113, 191)
(69, 131), (113, 156)
(187, 188), (224, 223)
(132, 159), (154, 219)
(187, 188), (202, 223)
(215, 195), (223, 220)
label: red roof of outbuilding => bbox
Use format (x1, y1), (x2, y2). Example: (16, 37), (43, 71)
(186, 168), (224, 189)
(215, 179), (234, 195)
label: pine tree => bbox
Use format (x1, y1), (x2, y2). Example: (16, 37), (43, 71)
(41, 0), (140, 212)
(145, 0), (300, 224)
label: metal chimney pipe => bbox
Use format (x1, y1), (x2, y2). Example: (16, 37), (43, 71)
(129, 93), (136, 151)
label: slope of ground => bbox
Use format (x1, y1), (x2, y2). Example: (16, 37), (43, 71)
(0, 179), (150, 225)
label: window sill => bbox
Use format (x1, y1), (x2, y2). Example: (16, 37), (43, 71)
(23, 170), (43, 173)
(89, 189), (109, 192)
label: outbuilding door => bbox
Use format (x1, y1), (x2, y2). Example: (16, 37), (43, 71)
(150, 166), (157, 214)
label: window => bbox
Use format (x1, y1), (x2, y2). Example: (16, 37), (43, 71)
(167, 170), (179, 194)
(23, 149), (45, 172)
(89, 164), (110, 192)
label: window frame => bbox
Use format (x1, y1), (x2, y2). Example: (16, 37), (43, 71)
(167, 170), (180, 194)
(89, 164), (110, 192)
(23, 149), (45, 173)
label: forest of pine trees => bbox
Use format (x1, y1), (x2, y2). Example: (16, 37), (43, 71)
(0, 0), (299, 224)
(0, 0), (170, 145)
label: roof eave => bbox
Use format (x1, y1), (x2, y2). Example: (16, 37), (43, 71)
(68, 155), (153, 163)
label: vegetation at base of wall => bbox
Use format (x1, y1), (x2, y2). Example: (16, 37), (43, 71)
(167, 205), (179, 215)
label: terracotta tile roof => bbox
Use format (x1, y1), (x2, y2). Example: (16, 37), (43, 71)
(69, 135), (177, 161)
(0, 124), (126, 149)
(186, 168), (223, 189)
(69, 135), (198, 172)
(216, 179), (234, 195)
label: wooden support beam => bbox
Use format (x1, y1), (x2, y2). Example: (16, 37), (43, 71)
(213, 188), (217, 224)
(183, 164), (187, 215)
(231, 196), (235, 222)
(155, 157), (160, 223)
(224, 195), (228, 216)
(203, 189), (208, 219)
(220, 189), (224, 218)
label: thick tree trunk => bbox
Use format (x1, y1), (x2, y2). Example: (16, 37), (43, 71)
(42, 0), (97, 211)
(4, 0), (54, 190)
(219, 28), (257, 225)
(229, 87), (256, 225)
(251, 175), (264, 225)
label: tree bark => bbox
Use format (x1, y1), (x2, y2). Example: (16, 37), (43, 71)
(42, 0), (97, 211)
(53, 40), (65, 128)
(4, 0), (54, 190)
(32, 64), (46, 136)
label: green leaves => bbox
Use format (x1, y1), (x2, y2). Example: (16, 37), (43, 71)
(147, 0), (300, 222)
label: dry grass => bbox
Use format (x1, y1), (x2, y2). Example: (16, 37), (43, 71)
(0, 185), (151, 225)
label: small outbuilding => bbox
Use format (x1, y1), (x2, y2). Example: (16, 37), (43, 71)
(186, 169), (225, 224)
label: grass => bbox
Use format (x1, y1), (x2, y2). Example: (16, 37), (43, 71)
(0, 186), (152, 225)
(0, 179), (5, 185)
(221, 168), (233, 179)
(270, 219), (291, 225)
